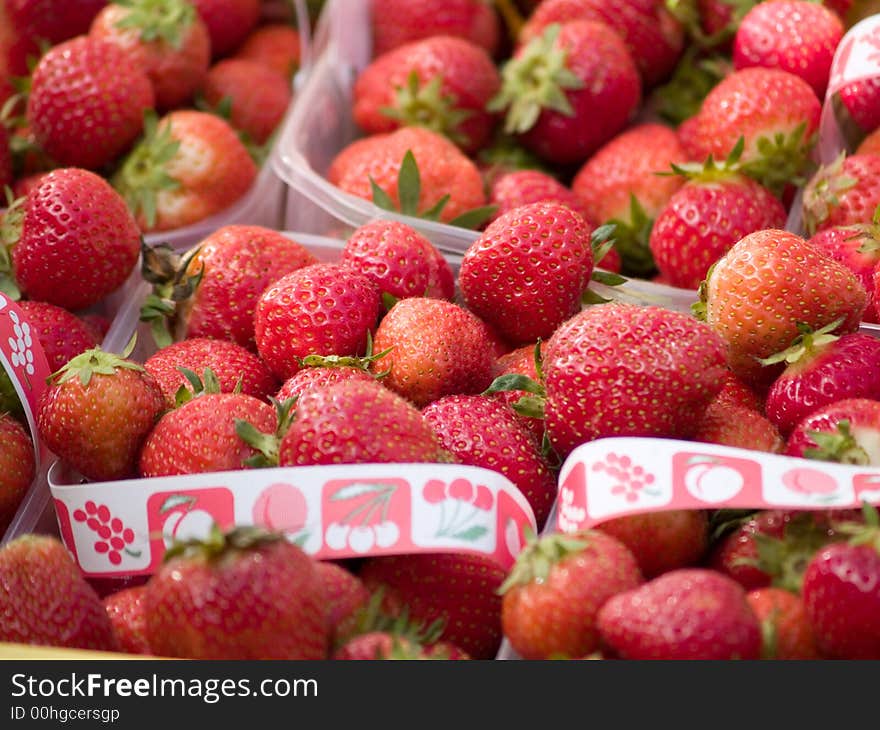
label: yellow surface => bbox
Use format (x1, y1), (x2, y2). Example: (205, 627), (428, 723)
(0, 642), (164, 660)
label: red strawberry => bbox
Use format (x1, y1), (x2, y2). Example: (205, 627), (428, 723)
(113, 109), (257, 232)
(333, 631), (469, 660)
(16, 300), (99, 372)
(275, 365), (377, 403)
(254, 262), (381, 382)
(746, 587), (820, 660)
(733, 0), (844, 99)
(359, 552), (507, 659)
(693, 400), (785, 453)
(200, 58), (292, 145)
(103, 586), (152, 655)
(713, 369), (766, 412)
(840, 77), (880, 136)
(143, 337), (279, 409)
(459, 201), (594, 346)
(700, 228), (867, 386)
(37, 345), (166, 482)
(488, 169), (590, 223)
(2, 167), (142, 311)
(0, 413), (35, 532)
(595, 510), (709, 579)
(0, 534), (118, 651)
(597, 568), (762, 660)
(353, 35), (500, 154)
(233, 22), (301, 79)
(339, 219), (455, 302)
(0, 124), (11, 190)
(190, 0), (260, 58)
(143, 526), (329, 659)
(326, 126), (487, 224)
(369, 297), (497, 407)
(802, 153), (880, 237)
(26, 35), (155, 170)
(369, 0), (500, 58)
(315, 561), (370, 645)
(785, 397), (880, 464)
(519, 0), (685, 89)
(422, 394), (558, 529)
(500, 529), (643, 659)
(490, 21), (641, 166)
(542, 303), (728, 458)
(90, 0), (212, 111)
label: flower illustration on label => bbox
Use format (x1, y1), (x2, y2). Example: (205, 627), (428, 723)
(781, 467), (840, 503)
(73, 500), (140, 566)
(6, 309), (35, 383)
(324, 482), (401, 553)
(422, 478), (492, 541)
(592, 452), (659, 503)
(683, 457), (745, 503)
(253, 482), (309, 546)
(557, 485), (586, 533)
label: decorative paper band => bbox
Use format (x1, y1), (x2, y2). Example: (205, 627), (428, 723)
(553, 437), (880, 534)
(49, 461), (537, 578)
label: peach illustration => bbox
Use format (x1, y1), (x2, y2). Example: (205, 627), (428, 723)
(252, 482), (308, 533)
(684, 462), (744, 503)
(781, 468), (838, 495)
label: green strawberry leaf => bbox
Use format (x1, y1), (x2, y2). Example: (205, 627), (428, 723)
(447, 205), (497, 230)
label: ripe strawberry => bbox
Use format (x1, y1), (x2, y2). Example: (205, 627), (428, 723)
(315, 561), (370, 645)
(488, 340), (548, 443)
(26, 35), (155, 170)
(693, 400), (785, 453)
(333, 631), (469, 660)
(458, 201), (594, 346)
(277, 378), (450, 466)
(500, 529), (643, 659)
(254, 262), (381, 382)
(144, 526), (329, 659)
(519, 0), (685, 89)
(369, 0), (500, 58)
(190, 0), (260, 59)
(103, 586), (152, 655)
(0, 534), (118, 651)
(90, 0), (212, 111)
(746, 587), (820, 660)
(2, 167), (142, 311)
(713, 369), (766, 412)
(326, 126), (487, 224)
(113, 109), (257, 232)
(37, 345), (166, 482)
(143, 337), (278, 409)
(595, 510), (709, 579)
(275, 365), (377, 403)
(232, 22), (301, 79)
(200, 58), (292, 145)
(16, 300), (99, 372)
(422, 394), (558, 529)
(490, 21), (641, 166)
(488, 169), (589, 223)
(542, 303), (728, 458)
(597, 568), (762, 659)
(733, 0), (844, 99)
(0, 413), (35, 531)
(369, 296), (498, 407)
(339, 219), (455, 302)
(700, 228), (867, 386)
(840, 77), (880, 137)
(802, 153), (880, 237)
(785, 397), (880, 464)
(359, 551), (508, 659)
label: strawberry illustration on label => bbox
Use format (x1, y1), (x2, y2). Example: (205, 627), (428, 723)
(322, 478), (410, 555)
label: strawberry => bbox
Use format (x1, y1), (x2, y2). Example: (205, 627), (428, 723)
(422, 394), (558, 529)
(89, 0), (212, 111)
(37, 344), (166, 482)
(326, 126), (487, 224)
(0, 124), (11, 190)
(254, 262), (381, 382)
(689, 67), (821, 197)
(275, 365), (377, 403)
(353, 35), (500, 154)
(840, 77), (880, 137)
(0, 534), (118, 651)
(333, 631), (469, 660)
(519, 0), (685, 89)
(693, 400), (785, 453)
(143, 337), (279, 409)
(276, 378), (450, 466)
(487, 169), (589, 224)
(801, 507), (880, 659)
(746, 587), (820, 660)
(16, 300), (99, 372)
(0, 413), (34, 532)
(500, 529), (643, 659)
(597, 568), (762, 660)
(359, 552), (507, 659)
(2, 167), (142, 311)
(458, 201), (594, 346)
(26, 35), (155, 170)
(802, 153), (880, 237)
(369, 0), (500, 58)
(784, 397), (880, 464)
(315, 561), (370, 646)
(189, 0), (260, 59)
(713, 369), (766, 412)
(232, 22), (301, 79)
(143, 526), (329, 659)
(339, 219), (455, 302)
(200, 58), (292, 145)
(113, 109), (257, 232)
(733, 0), (844, 99)
(103, 585), (152, 655)
(699, 228), (867, 386)
(595, 510), (709, 579)
(488, 340), (547, 443)
(542, 303), (728, 458)
(489, 21), (641, 166)
(368, 296), (498, 407)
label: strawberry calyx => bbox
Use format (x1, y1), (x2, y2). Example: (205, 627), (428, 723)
(802, 151), (859, 236)
(0, 188), (24, 299)
(487, 23), (585, 135)
(338, 588), (445, 651)
(498, 527), (590, 594)
(739, 122), (816, 199)
(381, 71), (472, 148)
(163, 523), (287, 563)
(477, 131), (549, 188)
(756, 317), (844, 368)
(296, 332), (393, 377)
(651, 45), (730, 124)
(173, 366), (235, 406)
(112, 0), (197, 50)
(601, 195), (656, 279)
(49, 336), (142, 387)
(139, 240), (204, 348)
(832, 501), (880, 554)
(803, 419), (871, 465)
(850, 203), (880, 256)
(235, 395), (297, 468)
(666, 136), (748, 183)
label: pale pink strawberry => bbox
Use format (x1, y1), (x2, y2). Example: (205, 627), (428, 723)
(785, 397), (880, 464)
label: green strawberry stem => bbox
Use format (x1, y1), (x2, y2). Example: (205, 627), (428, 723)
(740, 122), (815, 200)
(139, 240), (204, 349)
(49, 338), (143, 387)
(802, 420), (870, 465)
(236, 396), (297, 468)
(756, 317), (844, 367)
(381, 71), (472, 147)
(113, 0), (197, 49)
(498, 528), (590, 594)
(297, 331), (392, 375)
(802, 151), (859, 236)
(163, 523), (287, 562)
(604, 195), (656, 278)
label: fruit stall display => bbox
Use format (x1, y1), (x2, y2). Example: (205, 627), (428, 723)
(2, 0), (880, 661)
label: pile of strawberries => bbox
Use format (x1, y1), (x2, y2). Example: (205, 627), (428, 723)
(2, 0), (880, 660)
